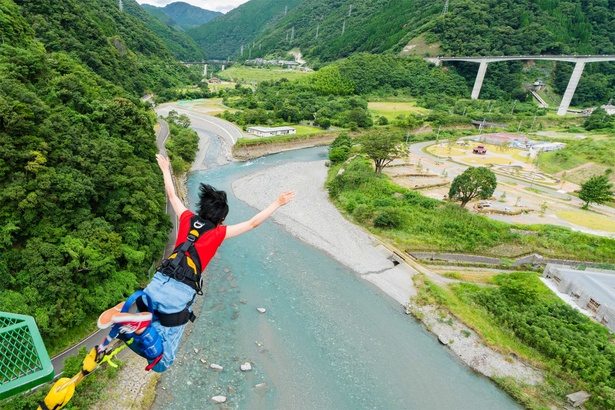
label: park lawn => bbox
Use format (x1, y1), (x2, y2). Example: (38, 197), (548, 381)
(463, 156), (514, 165)
(185, 98), (237, 114)
(425, 144), (467, 157)
(368, 101), (430, 119)
(292, 124), (328, 135)
(217, 66), (312, 83)
(556, 211), (615, 232)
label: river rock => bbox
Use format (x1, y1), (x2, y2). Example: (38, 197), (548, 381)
(254, 382), (268, 389)
(194, 348), (199, 354)
(257, 307), (266, 313)
(210, 363), (223, 371)
(200, 358), (207, 364)
(240, 362), (252, 371)
(211, 396), (227, 403)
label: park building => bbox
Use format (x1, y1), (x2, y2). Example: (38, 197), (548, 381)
(246, 126), (296, 137)
(543, 264), (615, 333)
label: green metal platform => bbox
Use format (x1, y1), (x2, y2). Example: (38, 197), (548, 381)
(0, 312), (54, 400)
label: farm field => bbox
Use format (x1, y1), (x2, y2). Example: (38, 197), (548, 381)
(216, 66), (312, 83)
(368, 101), (430, 119)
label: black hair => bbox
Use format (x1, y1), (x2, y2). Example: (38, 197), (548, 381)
(197, 183), (229, 225)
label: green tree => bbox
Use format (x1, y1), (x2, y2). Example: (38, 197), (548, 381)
(357, 131), (402, 176)
(328, 133), (353, 164)
(578, 173), (614, 208)
(448, 167), (497, 208)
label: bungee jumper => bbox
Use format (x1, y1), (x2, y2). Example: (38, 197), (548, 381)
(39, 154), (294, 409)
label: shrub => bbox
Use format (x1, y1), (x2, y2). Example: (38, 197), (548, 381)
(374, 207), (405, 228)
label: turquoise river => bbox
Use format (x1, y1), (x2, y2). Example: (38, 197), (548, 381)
(151, 146), (521, 410)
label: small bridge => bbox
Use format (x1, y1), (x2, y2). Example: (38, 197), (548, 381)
(428, 55), (615, 115)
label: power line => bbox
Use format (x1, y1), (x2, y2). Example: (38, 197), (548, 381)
(441, 0), (449, 15)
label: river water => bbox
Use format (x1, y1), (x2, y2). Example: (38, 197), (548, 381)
(151, 147), (520, 410)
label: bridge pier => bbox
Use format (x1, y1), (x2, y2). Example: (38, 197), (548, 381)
(471, 61), (488, 99)
(557, 61), (585, 116)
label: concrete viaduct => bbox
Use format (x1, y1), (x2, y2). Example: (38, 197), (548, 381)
(429, 55), (615, 115)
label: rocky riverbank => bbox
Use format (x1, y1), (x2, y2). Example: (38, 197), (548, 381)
(232, 160), (543, 388)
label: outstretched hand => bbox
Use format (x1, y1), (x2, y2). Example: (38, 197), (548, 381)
(277, 191), (295, 206)
(156, 154), (170, 171)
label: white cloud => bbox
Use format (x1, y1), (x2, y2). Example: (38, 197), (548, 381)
(136, 0), (249, 13)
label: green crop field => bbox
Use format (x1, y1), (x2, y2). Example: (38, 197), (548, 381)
(368, 101), (430, 119)
(216, 66), (312, 84)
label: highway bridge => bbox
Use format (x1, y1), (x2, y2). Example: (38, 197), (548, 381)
(428, 55), (615, 115)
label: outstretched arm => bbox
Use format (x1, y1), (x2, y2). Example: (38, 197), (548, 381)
(225, 191), (295, 239)
(157, 154), (188, 217)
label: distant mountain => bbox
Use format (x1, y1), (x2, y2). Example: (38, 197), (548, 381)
(186, 0), (304, 60)
(15, 0), (199, 95)
(142, 2), (222, 31)
(124, 1), (205, 60)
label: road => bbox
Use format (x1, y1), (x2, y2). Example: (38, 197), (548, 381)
(154, 101), (243, 172)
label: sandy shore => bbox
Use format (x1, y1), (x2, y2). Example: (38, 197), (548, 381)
(232, 159), (543, 386)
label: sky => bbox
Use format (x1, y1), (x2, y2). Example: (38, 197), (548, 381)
(136, 0), (249, 13)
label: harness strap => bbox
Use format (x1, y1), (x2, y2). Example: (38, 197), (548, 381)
(159, 215), (215, 293)
(135, 290), (197, 327)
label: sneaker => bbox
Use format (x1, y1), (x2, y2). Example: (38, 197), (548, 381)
(97, 302), (125, 329)
(112, 312), (152, 335)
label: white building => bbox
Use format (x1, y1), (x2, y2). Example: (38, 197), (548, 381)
(246, 126), (297, 137)
(601, 104), (615, 115)
(543, 264), (615, 332)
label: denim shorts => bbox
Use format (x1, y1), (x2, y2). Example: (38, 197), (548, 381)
(143, 272), (196, 372)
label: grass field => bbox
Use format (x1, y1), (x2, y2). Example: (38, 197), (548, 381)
(368, 101), (430, 119)
(177, 98), (237, 114)
(293, 124), (328, 135)
(465, 156), (514, 165)
(216, 66), (312, 83)
(556, 211), (615, 232)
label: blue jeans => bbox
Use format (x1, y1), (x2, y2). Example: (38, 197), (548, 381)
(142, 272), (196, 372)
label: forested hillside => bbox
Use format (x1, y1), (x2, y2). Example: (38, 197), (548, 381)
(186, 0), (304, 59)
(123, 0), (206, 60)
(0, 0), (186, 352)
(206, 0), (615, 105)
(142, 2), (222, 31)
(14, 0), (200, 95)
(248, 0), (615, 60)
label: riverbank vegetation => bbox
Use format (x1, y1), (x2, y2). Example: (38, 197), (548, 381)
(325, 154), (615, 262)
(413, 271), (615, 409)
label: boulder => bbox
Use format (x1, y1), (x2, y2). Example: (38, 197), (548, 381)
(257, 307), (267, 313)
(210, 363), (223, 371)
(240, 362), (252, 371)
(211, 396), (227, 403)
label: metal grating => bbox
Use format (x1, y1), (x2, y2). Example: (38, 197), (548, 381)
(0, 312), (54, 400)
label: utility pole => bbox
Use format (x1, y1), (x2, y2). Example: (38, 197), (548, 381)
(291, 26), (295, 41)
(240, 44), (244, 55)
(348, 4), (352, 17)
(441, 0), (449, 15)
(284, 5), (287, 15)
(341, 19), (345, 36)
(315, 25), (319, 39)
(118, 0), (123, 12)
